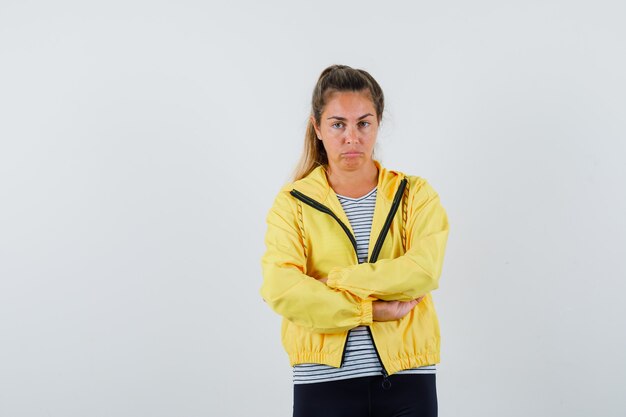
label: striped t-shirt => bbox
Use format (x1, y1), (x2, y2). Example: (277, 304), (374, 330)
(293, 187), (436, 384)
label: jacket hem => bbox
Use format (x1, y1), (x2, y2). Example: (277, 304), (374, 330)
(384, 352), (441, 375)
(287, 351), (440, 374)
(289, 352), (343, 368)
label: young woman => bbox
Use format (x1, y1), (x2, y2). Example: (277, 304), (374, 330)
(260, 65), (449, 417)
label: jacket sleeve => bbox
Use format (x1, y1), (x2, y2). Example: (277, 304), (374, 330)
(260, 189), (373, 334)
(325, 178), (449, 302)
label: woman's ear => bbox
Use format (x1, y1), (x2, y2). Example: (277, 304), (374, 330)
(310, 115), (322, 140)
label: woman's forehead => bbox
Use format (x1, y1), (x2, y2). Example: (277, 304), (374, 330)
(323, 90), (376, 116)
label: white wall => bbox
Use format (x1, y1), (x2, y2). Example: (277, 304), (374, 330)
(1, 1), (625, 416)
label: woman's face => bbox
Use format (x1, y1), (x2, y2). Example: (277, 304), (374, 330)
(313, 90), (379, 174)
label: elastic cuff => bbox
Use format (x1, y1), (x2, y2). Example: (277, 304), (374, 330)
(326, 268), (342, 289)
(360, 298), (373, 326)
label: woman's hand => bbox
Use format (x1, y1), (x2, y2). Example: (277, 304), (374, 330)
(373, 297), (424, 322)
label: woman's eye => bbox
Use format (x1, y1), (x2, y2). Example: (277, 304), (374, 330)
(332, 122), (344, 129)
(359, 121), (370, 128)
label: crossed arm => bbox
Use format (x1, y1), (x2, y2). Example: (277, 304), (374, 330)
(260, 180), (449, 334)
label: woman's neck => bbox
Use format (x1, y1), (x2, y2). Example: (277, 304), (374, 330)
(326, 162), (379, 199)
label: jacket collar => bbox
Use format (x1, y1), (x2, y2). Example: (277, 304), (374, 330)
(291, 160), (405, 203)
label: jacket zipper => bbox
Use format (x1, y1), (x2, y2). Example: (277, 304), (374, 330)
(289, 190), (358, 255)
(367, 326), (391, 389)
(366, 178), (406, 389)
(368, 178), (408, 263)
(290, 177), (408, 386)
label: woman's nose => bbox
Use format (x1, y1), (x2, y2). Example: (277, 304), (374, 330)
(345, 125), (358, 143)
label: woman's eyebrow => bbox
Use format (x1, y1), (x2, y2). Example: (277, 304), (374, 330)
(326, 113), (374, 120)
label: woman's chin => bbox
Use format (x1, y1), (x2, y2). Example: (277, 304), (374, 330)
(339, 155), (369, 170)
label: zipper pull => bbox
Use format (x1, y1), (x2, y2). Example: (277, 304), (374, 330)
(381, 370), (391, 390)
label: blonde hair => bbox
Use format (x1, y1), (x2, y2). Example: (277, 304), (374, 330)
(292, 65), (385, 181)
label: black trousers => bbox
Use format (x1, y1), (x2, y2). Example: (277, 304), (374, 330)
(293, 373), (437, 417)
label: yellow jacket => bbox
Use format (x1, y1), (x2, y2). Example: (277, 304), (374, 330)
(260, 161), (449, 376)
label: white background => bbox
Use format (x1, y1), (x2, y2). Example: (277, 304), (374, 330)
(1, 1), (625, 416)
